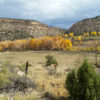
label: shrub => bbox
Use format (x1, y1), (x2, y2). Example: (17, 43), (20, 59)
(97, 47), (100, 51)
(45, 55), (58, 66)
(19, 63), (26, 72)
(0, 62), (35, 100)
(19, 62), (31, 72)
(69, 33), (74, 37)
(66, 59), (100, 100)
(91, 31), (97, 36)
(98, 32), (100, 36)
(83, 32), (89, 37)
(64, 34), (68, 38)
(77, 36), (82, 41)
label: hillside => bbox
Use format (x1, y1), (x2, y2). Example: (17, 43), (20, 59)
(65, 16), (100, 35)
(0, 18), (66, 41)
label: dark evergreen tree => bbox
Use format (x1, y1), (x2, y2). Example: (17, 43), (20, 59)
(66, 59), (100, 100)
(65, 70), (78, 100)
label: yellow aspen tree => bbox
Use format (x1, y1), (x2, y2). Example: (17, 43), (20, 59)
(69, 33), (74, 37)
(91, 31), (97, 36)
(98, 32), (100, 36)
(65, 34), (68, 38)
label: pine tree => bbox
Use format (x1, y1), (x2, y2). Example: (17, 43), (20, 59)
(65, 70), (79, 100)
(66, 59), (100, 100)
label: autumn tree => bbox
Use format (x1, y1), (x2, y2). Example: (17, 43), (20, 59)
(91, 31), (97, 36)
(28, 38), (35, 49)
(40, 36), (53, 50)
(69, 33), (74, 37)
(83, 32), (89, 37)
(64, 34), (68, 38)
(52, 36), (63, 50)
(61, 39), (72, 50)
(98, 32), (100, 36)
(0, 36), (72, 51)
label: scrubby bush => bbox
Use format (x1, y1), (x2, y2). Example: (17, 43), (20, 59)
(98, 32), (100, 36)
(69, 33), (74, 37)
(0, 62), (35, 100)
(91, 31), (97, 36)
(64, 34), (68, 38)
(83, 32), (89, 36)
(45, 55), (58, 66)
(66, 59), (100, 100)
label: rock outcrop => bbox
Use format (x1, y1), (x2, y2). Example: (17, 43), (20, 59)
(65, 16), (100, 35)
(0, 18), (66, 41)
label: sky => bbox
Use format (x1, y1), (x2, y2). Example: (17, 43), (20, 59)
(0, 0), (100, 29)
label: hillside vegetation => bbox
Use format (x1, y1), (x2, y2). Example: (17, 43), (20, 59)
(66, 16), (100, 35)
(0, 31), (100, 52)
(0, 18), (66, 41)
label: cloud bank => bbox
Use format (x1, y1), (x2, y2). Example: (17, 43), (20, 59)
(0, 0), (100, 28)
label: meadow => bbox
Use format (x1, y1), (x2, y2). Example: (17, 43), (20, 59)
(0, 51), (99, 100)
(0, 31), (100, 100)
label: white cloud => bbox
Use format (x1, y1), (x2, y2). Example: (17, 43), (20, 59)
(0, 0), (100, 28)
(15, 0), (75, 20)
(14, 0), (100, 20)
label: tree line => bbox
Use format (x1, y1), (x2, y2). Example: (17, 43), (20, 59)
(0, 36), (72, 51)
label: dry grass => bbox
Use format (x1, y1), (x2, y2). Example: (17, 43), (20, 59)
(0, 51), (98, 100)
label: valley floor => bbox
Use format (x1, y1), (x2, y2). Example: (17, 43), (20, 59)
(0, 51), (99, 100)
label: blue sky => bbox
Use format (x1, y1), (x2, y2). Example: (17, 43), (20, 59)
(0, 0), (100, 29)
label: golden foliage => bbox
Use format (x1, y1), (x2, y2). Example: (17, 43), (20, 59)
(73, 41), (79, 45)
(83, 32), (89, 36)
(0, 46), (3, 51)
(91, 31), (97, 36)
(97, 47), (100, 51)
(0, 36), (72, 51)
(98, 32), (100, 36)
(64, 34), (68, 38)
(77, 36), (82, 41)
(69, 33), (74, 37)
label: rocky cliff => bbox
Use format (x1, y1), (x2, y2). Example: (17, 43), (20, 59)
(0, 18), (66, 41)
(65, 16), (100, 35)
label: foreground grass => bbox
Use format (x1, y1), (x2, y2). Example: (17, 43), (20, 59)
(0, 51), (98, 100)
(0, 93), (39, 100)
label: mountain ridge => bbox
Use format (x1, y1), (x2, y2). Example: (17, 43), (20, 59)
(0, 18), (67, 41)
(65, 16), (100, 35)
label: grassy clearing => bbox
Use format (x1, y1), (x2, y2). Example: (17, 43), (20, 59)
(0, 51), (98, 100)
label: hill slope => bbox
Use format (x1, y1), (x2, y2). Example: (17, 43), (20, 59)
(65, 16), (100, 35)
(0, 18), (66, 41)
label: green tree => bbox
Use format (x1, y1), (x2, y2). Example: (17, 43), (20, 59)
(66, 59), (100, 100)
(65, 70), (78, 100)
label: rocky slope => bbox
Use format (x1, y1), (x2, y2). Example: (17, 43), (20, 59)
(0, 18), (66, 41)
(65, 16), (100, 35)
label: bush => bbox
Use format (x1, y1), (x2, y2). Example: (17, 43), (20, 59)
(45, 55), (58, 66)
(0, 62), (36, 99)
(66, 59), (100, 100)
(19, 62), (31, 72)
